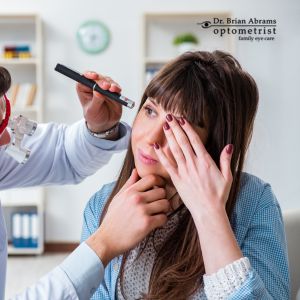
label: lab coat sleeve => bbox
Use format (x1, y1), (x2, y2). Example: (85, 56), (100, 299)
(0, 120), (131, 189)
(9, 242), (104, 300)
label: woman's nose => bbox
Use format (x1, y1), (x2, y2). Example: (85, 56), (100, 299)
(146, 123), (166, 147)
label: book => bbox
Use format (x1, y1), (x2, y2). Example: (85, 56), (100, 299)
(21, 213), (30, 248)
(7, 84), (20, 107)
(12, 212), (39, 248)
(12, 213), (22, 248)
(13, 83), (37, 108)
(3, 45), (32, 59)
(26, 84), (37, 106)
(30, 213), (38, 248)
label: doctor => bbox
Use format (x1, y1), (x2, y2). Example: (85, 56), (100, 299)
(0, 67), (168, 299)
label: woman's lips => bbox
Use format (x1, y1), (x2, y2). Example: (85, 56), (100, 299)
(138, 149), (158, 165)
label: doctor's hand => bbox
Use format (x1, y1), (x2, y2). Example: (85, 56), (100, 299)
(86, 169), (170, 266)
(76, 71), (122, 134)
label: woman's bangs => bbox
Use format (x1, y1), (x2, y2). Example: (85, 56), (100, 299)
(145, 68), (206, 128)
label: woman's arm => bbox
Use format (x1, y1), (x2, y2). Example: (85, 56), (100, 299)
(154, 116), (289, 299)
(154, 116), (241, 273)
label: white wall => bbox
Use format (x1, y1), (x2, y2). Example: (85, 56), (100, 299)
(1, 0), (299, 241)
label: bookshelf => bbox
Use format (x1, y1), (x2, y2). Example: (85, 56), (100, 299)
(0, 14), (44, 255)
(141, 12), (235, 89)
(1, 189), (44, 255)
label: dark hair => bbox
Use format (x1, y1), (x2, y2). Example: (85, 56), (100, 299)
(101, 50), (259, 299)
(0, 67), (12, 97)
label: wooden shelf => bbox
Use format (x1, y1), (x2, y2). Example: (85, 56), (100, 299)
(0, 58), (39, 65)
(7, 245), (43, 255)
(1, 198), (43, 208)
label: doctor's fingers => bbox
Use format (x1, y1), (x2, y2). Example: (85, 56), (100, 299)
(77, 72), (121, 93)
(96, 76), (122, 93)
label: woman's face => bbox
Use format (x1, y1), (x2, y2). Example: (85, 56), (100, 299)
(131, 97), (207, 183)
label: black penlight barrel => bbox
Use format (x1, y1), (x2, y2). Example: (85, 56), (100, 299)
(54, 63), (135, 108)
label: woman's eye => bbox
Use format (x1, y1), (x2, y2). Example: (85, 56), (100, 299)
(143, 105), (157, 118)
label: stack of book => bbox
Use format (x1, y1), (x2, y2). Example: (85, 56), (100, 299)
(2, 45), (32, 59)
(11, 212), (38, 248)
(6, 83), (37, 108)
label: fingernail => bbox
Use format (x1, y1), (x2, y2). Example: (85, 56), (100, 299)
(226, 144), (234, 155)
(163, 122), (170, 130)
(153, 142), (160, 149)
(166, 114), (173, 122)
(179, 117), (185, 126)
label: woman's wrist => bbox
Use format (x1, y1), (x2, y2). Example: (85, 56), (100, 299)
(86, 230), (115, 267)
(192, 206), (243, 275)
(191, 203), (227, 230)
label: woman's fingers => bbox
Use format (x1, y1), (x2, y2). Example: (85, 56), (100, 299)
(153, 142), (177, 176)
(145, 199), (170, 215)
(133, 174), (166, 192)
(179, 118), (207, 158)
(162, 115), (185, 166)
(142, 188), (166, 203)
(118, 168), (139, 194)
(164, 115), (196, 163)
(148, 214), (168, 231)
(220, 144), (234, 182)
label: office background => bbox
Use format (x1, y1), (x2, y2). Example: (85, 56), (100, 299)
(1, 0), (299, 245)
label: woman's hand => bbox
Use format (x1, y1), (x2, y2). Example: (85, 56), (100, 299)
(153, 115), (242, 274)
(87, 169), (170, 266)
(76, 71), (122, 133)
(153, 114), (233, 221)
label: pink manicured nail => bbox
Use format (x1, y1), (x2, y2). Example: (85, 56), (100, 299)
(153, 142), (160, 149)
(163, 122), (170, 130)
(166, 114), (173, 122)
(179, 117), (185, 126)
(226, 144), (234, 154)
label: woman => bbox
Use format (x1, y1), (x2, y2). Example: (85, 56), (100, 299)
(81, 51), (289, 299)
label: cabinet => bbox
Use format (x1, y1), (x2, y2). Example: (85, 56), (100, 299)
(0, 14), (44, 254)
(142, 12), (235, 89)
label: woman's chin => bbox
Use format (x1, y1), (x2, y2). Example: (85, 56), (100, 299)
(135, 166), (170, 182)
(136, 168), (156, 178)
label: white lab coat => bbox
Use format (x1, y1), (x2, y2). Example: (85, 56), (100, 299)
(0, 120), (130, 300)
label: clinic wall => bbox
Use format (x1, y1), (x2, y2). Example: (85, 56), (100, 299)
(1, 0), (299, 241)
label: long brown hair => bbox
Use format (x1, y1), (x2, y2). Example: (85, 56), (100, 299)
(100, 51), (259, 299)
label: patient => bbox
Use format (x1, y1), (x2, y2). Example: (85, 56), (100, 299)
(81, 51), (289, 299)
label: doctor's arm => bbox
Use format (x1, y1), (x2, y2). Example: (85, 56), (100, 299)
(0, 73), (131, 189)
(10, 171), (169, 300)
